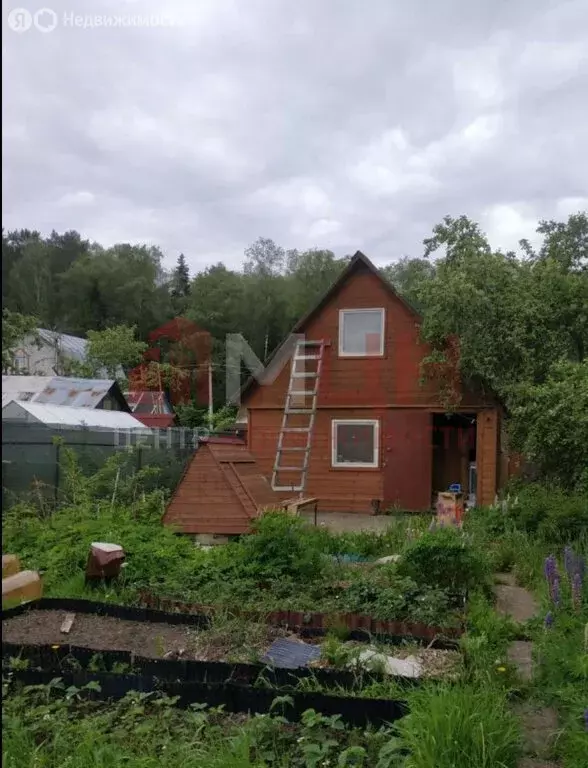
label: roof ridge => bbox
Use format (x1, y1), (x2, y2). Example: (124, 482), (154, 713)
(236, 250), (422, 404)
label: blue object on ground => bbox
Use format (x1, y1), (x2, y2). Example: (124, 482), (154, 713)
(261, 638), (321, 669)
(448, 483), (462, 492)
(328, 553), (368, 563)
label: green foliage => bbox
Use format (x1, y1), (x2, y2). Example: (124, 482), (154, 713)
(398, 527), (491, 595)
(1, 684), (397, 767)
(473, 485), (588, 544)
(239, 512), (326, 583)
(1, 308), (38, 372)
(395, 684), (521, 768)
(86, 324), (148, 378)
(510, 360), (588, 491)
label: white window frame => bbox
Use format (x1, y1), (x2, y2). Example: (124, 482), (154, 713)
(338, 308), (385, 357)
(331, 419), (380, 468)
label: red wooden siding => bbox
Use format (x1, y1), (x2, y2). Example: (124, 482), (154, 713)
(249, 408), (384, 513)
(237, 255), (501, 516)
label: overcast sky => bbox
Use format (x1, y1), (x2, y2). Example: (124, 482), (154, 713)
(3, 0), (588, 271)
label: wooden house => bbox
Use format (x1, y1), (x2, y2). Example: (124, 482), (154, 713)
(239, 251), (504, 513)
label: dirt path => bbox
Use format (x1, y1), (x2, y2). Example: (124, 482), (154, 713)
(495, 572), (538, 623)
(299, 511), (398, 533)
(493, 576), (562, 768)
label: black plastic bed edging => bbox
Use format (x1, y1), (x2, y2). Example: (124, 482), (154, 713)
(2, 642), (422, 692)
(4, 668), (408, 727)
(1, 598), (460, 650)
(1, 597), (211, 628)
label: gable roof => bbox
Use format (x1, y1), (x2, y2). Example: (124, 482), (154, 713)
(235, 251), (421, 405)
(2, 399), (146, 430)
(163, 439), (281, 534)
(37, 328), (88, 362)
(1, 375), (131, 411)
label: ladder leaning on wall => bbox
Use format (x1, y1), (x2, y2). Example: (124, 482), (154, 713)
(271, 339), (326, 496)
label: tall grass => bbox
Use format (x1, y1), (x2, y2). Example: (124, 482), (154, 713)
(397, 684), (521, 768)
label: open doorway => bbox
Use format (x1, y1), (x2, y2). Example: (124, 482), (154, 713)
(432, 413), (477, 506)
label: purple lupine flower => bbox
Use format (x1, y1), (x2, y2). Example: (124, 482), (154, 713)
(551, 575), (561, 607)
(544, 611), (554, 629)
(572, 572), (582, 611)
(584, 708), (588, 732)
(544, 555), (557, 582)
(563, 546), (575, 579)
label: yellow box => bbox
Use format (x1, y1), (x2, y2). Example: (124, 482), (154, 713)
(2, 570), (43, 607)
(2, 554), (20, 579)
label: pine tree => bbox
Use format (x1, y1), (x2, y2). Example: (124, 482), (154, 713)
(172, 253), (191, 299)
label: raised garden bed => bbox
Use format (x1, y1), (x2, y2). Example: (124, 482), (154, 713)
(4, 667), (408, 727)
(137, 590), (465, 645)
(3, 600), (460, 691)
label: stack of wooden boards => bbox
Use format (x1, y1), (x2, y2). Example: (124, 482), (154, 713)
(2, 554), (43, 607)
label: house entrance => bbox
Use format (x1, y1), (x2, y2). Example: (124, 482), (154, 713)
(431, 413), (477, 506)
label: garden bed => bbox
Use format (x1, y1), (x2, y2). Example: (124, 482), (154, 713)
(137, 590), (465, 645)
(2, 600), (461, 680)
(4, 667), (408, 727)
(2, 610), (195, 658)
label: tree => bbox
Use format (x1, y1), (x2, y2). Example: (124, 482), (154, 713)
(381, 257), (436, 313)
(2, 309), (38, 373)
(285, 248), (347, 320)
(65, 324), (148, 381)
(509, 360), (588, 491)
(59, 243), (173, 338)
(171, 253), (191, 313)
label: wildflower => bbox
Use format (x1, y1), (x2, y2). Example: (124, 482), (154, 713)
(544, 612), (554, 629)
(564, 546), (575, 579)
(552, 575), (561, 608)
(572, 572), (582, 611)
(544, 555), (557, 581)
(496, 666), (507, 673)
(584, 708), (588, 732)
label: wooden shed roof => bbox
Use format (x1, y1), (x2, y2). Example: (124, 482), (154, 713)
(163, 439), (282, 535)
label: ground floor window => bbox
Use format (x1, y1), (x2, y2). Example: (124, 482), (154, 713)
(331, 419), (379, 468)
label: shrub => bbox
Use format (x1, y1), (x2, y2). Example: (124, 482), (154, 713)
(238, 511), (325, 583)
(507, 484), (588, 542)
(398, 527), (491, 595)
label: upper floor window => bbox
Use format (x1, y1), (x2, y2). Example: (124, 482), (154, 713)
(338, 308), (385, 356)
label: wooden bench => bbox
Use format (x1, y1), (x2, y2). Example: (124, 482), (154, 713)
(280, 497), (319, 523)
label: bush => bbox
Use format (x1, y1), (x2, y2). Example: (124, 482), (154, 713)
(506, 484), (588, 542)
(238, 511), (325, 583)
(398, 527), (491, 595)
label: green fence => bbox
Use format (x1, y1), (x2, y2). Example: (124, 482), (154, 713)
(1, 421), (196, 509)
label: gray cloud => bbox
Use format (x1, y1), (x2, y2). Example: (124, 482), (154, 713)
(3, 0), (588, 270)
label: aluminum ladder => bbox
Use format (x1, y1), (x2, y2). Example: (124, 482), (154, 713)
(271, 339), (325, 494)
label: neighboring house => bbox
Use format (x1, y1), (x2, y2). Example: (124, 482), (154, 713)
(237, 251), (503, 514)
(1, 376), (131, 412)
(12, 328), (123, 378)
(125, 391), (176, 428)
(2, 400), (145, 430)
(12, 329), (89, 376)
